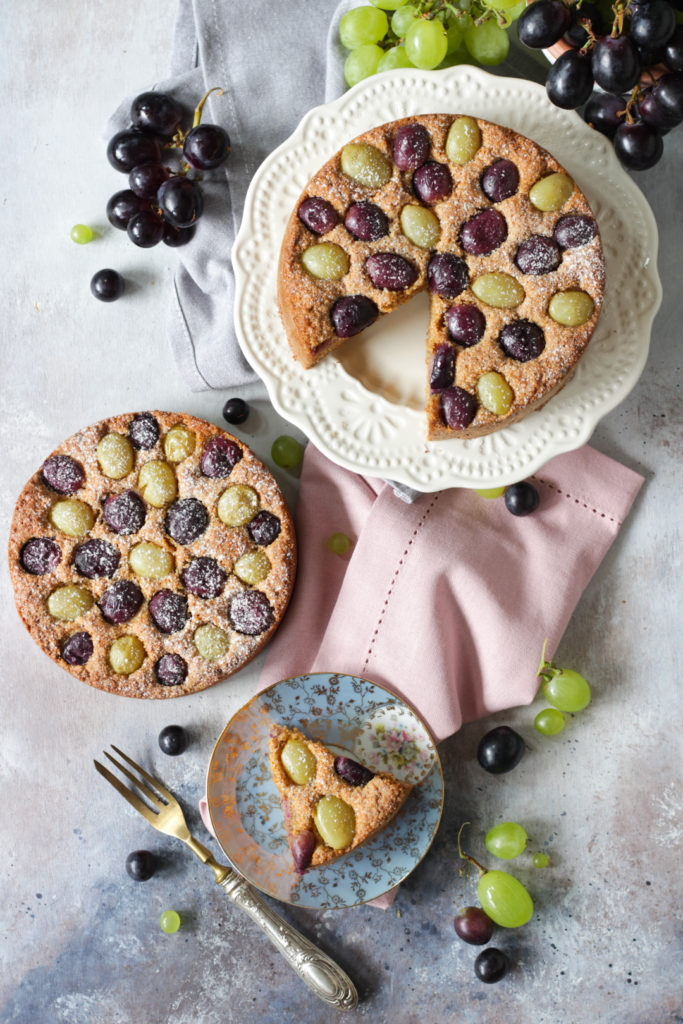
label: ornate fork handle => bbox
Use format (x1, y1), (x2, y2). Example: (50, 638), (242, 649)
(219, 871), (358, 1010)
(94, 750), (358, 1010)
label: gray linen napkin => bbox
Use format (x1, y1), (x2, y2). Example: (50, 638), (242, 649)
(107, 0), (352, 391)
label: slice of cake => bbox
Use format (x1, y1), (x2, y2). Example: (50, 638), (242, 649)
(268, 724), (412, 874)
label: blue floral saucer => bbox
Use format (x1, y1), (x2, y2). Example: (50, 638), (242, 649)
(206, 673), (444, 909)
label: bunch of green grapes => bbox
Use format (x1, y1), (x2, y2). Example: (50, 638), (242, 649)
(533, 640), (592, 736)
(339, 0), (527, 87)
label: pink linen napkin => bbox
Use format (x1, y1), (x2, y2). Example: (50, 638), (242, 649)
(259, 443), (643, 740)
(200, 442), (643, 907)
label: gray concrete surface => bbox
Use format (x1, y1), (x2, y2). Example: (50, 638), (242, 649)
(1, 2), (681, 1022)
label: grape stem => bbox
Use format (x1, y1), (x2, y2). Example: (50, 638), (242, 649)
(193, 87), (224, 129)
(623, 86), (641, 124)
(610, 1), (627, 38)
(457, 822), (487, 877)
(537, 638), (561, 684)
(381, 29), (400, 49)
(578, 20), (598, 52)
(164, 85), (226, 159)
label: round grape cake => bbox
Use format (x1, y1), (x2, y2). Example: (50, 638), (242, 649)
(277, 114), (605, 440)
(8, 411), (296, 699)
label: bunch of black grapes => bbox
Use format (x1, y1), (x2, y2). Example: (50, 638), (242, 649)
(518, 0), (683, 170)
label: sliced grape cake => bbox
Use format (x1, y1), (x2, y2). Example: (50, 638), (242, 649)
(8, 411), (296, 698)
(277, 114), (604, 440)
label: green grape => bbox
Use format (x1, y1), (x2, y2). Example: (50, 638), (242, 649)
(533, 852), (550, 869)
(464, 19), (510, 65)
(534, 708), (566, 736)
(377, 45), (415, 71)
(194, 623), (230, 661)
(548, 290), (594, 327)
(302, 242), (349, 279)
(281, 739), (317, 785)
(481, 0), (522, 10)
(445, 16), (464, 54)
(159, 909), (181, 934)
(505, 0), (527, 18)
(485, 822), (528, 860)
(369, 0), (409, 8)
(400, 204), (441, 247)
(314, 796), (356, 849)
(391, 3), (418, 35)
(405, 19), (448, 69)
(271, 435), (303, 469)
(529, 173), (574, 212)
(475, 486), (505, 498)
(472, 272), (525, 309)
(234, 550), (271, 585)
(440, 46), (475, 67)
(479, 1), (516, 27)
(477, 870), (533, 928)
(341, 143), (392, 186)
(542, 669), (591, 713)
(339, 6), (389, 49)
(528, 173), (573, 212)
(328, 532), (351, 555)
(345, 43), (384, 86)
(71, 224), (94, 244)
(477, 372), (513, 416)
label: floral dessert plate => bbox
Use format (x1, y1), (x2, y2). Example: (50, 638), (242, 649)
(206, 673), (443, 908)
(232, 65), (662, 490)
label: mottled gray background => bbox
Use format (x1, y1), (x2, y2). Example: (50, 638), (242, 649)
(1, 2), (681, 1023)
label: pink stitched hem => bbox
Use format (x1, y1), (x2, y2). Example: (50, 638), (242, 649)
(361, 494), (441, 673)
(531, 473), (624, 526)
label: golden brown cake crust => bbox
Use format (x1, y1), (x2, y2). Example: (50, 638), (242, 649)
(268, 724), (412, 869)
(8, 411), (296, 699)
(278, 114), (605, 439)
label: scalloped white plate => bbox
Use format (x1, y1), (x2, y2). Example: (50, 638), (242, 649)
(232, 66), (661, 490)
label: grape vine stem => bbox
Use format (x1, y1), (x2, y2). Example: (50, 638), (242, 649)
(457, 822), (487, 877)
(537, 637), (561, 684)
(191, 87), (223, 129)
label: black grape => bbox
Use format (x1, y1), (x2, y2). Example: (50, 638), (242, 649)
(583, 93), (627, 138)
(591, 35), (641, 93)
(546, 50), (594, 108)
(630, 0), (676, 50)
(613, 122), (664, 169)
(664, 26), (683, 71)
(518, 0), (571, 48)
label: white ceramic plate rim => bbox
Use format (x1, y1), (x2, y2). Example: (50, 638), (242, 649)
(233, 66), (662, 490)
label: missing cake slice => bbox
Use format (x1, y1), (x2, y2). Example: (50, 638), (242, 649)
(268, 723), (412, 874)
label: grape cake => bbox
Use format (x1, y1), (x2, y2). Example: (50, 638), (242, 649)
(268, 724), (412, 874)
(277, 114), (605, 440)
(8, 411), (296, 698)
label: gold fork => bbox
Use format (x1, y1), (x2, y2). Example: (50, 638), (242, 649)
(94, 745), (358, 1011)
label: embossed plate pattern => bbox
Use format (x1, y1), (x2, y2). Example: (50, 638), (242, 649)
(206, 673), (444, 909)
(233, 66), (661, 490)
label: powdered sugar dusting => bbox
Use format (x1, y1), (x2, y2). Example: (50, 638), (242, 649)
(8, 410), (296, 699)
(278, 114), (605, 441)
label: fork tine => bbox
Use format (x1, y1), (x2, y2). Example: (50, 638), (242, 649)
(94, 759), (159, 825)
(110, 744), (175, 803)
(103, 750), (167, 809)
